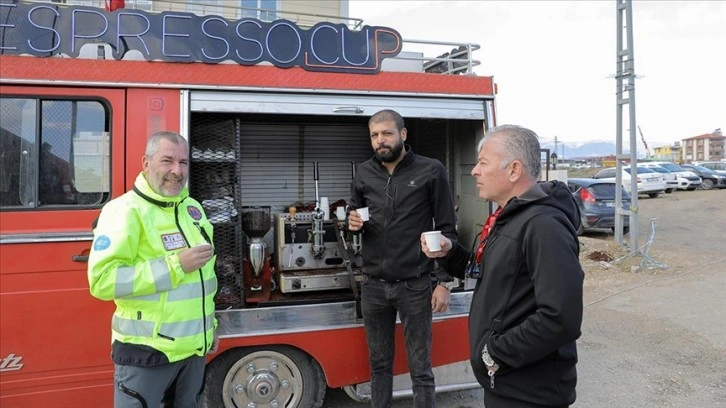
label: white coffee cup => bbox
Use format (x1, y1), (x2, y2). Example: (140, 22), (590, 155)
(335, 206), (346, 219)
(423, 231), (443, 251)
(320, 197), (330, 220)
(357, 207), (369, 221)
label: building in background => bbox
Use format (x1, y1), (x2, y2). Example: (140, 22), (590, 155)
(69, 0), (352, 27)
(682, 129), (725, 163)
(653, 142), (681, 163)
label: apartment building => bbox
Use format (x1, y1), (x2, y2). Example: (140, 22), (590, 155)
(682, 129), (725, 163)
(63, 0), (351, 27)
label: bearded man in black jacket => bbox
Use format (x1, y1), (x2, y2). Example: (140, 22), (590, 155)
(421, 125), (584, 408)
(347, 109), (458, 408)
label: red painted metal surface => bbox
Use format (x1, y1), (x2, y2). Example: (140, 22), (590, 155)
(0, 86), (126, 407)
(0, 55), (494, 97)
(210, 316), (470, 388)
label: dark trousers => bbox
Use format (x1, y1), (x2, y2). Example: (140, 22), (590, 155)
(114, 355), (205, 408)
(361, 275), (435, 408)
(484, 391), (569, 408)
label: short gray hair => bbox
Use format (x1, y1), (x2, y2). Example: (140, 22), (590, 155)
(478, 125), (541, 180)
(145, 131), (187, 158)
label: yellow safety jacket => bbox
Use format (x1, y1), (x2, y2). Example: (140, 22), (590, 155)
(88, 173), (217, 364)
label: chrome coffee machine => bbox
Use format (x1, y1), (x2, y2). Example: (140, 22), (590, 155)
(274, 162), (362, 293)
(241, 206), (272, 303)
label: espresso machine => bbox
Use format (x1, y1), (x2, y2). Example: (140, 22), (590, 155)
(274, 162), (362, 293)
(241, 206), (273, 303)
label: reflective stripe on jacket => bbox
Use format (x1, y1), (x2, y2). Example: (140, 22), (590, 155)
(88, 173), (217, 363)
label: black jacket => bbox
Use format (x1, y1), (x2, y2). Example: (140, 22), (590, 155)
(349, 146), (458, 281)
(441, 181), (584, 406)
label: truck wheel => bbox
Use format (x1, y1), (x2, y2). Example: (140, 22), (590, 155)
(203, 346), (326, 408)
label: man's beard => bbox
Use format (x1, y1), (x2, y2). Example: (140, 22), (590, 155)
(375, 139), (404, 163)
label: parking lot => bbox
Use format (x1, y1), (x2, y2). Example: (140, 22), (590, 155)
(323, 188), (726, 407)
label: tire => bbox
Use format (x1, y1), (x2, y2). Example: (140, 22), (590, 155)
(665, 188), (674, 194)
(203, 346), (326, 408)
(576, 221), (585, 236)
(648, 192), (660, 198)
(701, 179), (714, 190)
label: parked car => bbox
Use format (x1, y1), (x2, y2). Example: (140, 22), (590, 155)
(693, 161), (726, 176)
(644, 165), (677, 193)
(640, 162), (701, 191)
(680, 164), (726, 190)
(568, 178), (631, 235)
(592, 166), (666, 198)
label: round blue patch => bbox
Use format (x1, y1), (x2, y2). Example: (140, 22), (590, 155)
(94, 235), (111, 251)
(187, 205), (203, 221)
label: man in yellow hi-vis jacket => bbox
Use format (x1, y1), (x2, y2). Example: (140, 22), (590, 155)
(88, 131), (218, 408)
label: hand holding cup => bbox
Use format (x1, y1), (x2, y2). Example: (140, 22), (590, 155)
(347, 207), (368, 232)
(421, 231), (451, 258)
(178, 243), (214, 273)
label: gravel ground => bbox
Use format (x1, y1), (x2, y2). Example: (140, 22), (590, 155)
(323, 188), (726, 407)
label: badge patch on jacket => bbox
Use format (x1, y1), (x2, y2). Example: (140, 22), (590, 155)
(161, 233), (186, 251)
(93, 235), (111, 251)
(187, 205), (203, 221)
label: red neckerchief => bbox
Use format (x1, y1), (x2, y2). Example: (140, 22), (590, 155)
(474, 207), (502, 264)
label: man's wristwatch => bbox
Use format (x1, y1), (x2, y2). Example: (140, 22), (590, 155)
(481, 344), (499, 374)
(438, 280), (456, 291)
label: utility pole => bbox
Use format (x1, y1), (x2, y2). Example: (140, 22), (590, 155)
(553, 136), (559, 158)
(615, 0), (639, 255)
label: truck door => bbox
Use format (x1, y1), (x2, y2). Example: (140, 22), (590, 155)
(0, 86), (125, 407)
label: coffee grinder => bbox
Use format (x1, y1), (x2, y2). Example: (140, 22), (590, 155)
(241, 206), (272, 303)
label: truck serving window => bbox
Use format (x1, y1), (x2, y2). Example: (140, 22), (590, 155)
(0, 97), (110, 209)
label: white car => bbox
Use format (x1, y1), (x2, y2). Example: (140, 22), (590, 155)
(643, 165), (677, 193)
(640, 162), (701, 191)
(593, 166), (666, 198)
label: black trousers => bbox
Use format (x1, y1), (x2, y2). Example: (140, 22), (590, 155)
(484, 390), (569, 408)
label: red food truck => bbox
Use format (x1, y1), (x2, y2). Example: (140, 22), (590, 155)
(0, 1), (496, 406)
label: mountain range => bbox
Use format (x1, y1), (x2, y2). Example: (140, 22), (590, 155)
(540, 140), (668, 159)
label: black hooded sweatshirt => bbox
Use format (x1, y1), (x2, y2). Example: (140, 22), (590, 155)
(440, 180), (584, 406)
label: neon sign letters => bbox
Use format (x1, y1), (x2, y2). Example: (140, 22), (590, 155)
(0, 1), (402, 74)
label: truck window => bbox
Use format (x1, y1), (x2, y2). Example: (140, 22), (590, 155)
(0, 97), (110, 208)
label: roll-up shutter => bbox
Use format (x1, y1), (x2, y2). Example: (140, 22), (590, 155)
(239, 122), (371, 209)
(190, 91), (486, 120)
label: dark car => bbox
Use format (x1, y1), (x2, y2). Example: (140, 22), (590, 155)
(567, 178), (631, 235)
(680, 164), (726, 190)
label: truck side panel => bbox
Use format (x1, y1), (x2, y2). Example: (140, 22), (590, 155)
(0, 86), (126, 407)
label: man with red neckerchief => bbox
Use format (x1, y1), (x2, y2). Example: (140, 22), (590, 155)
(421, 125), (584, 408)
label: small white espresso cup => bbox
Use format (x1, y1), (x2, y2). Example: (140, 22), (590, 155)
(335, 206), (346, 219)
(423, 231), (443, 251)
(357, 207), (370, 221)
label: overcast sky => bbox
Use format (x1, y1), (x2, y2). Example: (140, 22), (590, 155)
(349, 1), (725, 146)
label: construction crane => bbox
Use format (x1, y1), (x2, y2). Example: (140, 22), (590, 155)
(637, 126), (651, 158)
